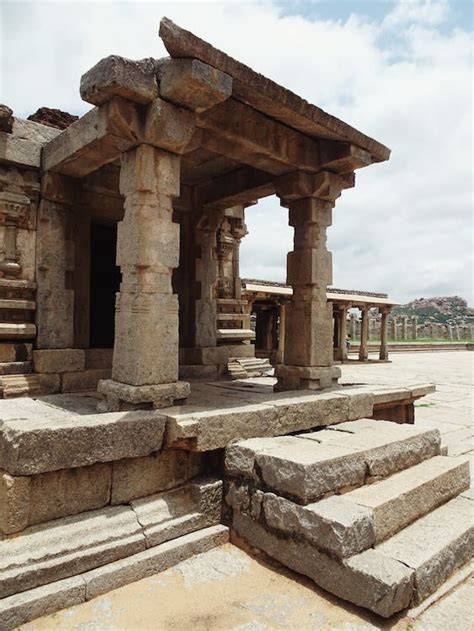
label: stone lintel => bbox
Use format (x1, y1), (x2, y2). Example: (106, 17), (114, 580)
(160, 58), (233, 113)
(80, 55), (159, 106)
(40, 172), (81, 205)
(0, 133), (42, 169)
(195, 166), (275, 210)
(42, 97), (197, 177)
(277, 170), (355, 204)
(198, 98), (359, 177)
(98, 379), (190, 411)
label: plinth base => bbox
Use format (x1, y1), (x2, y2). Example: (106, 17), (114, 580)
(97, 379), (190, 411)
(274, 365), (341, 391)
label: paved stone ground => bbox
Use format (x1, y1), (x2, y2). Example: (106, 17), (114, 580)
(20, 351), (473, 631)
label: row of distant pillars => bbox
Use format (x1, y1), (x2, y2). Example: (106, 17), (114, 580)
(349, 315), (473, 342)
(335, 306), (389, 362)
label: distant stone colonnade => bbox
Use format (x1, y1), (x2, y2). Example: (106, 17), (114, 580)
(350, 315), (474, 344)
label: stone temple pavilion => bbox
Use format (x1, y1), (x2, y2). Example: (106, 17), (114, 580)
(0, 19), (471, 629)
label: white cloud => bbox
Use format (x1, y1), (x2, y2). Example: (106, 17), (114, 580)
(383, 0), (450, 28)
(0, 0), (472, 304)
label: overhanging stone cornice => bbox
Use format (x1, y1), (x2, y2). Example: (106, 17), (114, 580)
(159, 17), (391, 163)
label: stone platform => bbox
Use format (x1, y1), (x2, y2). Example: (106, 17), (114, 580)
(0, 378), (436, 628)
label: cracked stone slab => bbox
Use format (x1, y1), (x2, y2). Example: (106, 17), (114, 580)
(130, 477), (222, 547)
(377, 496), (474, 604)
(0, 505), (145, 598)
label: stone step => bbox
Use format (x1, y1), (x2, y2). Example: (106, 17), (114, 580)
(0, 361), (32, 376)
(0, 476), (222, 599)
(376, 495), (474, 606)
(245, 456), (469, 561)
(232, 494), (473, 618)
(0, 322), (36, 340)
(0, 374), (43, 398)
(217, 328), (255, 341)
(344, 455), (470, 543)
(225, 419), (441, 504)
(0, 524), (229, 631)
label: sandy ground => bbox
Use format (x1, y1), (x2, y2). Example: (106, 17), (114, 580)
(20, 351), (473, 631)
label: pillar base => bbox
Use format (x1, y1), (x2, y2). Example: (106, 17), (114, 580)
(274, 365), (341, 392)
(97, 379), (190, 411)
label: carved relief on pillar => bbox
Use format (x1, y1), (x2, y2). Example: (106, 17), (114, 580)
(215, 213), (247, 299)
(0, 168), (37, 280)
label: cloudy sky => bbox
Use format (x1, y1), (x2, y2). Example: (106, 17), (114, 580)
(1, 0), (472, 304)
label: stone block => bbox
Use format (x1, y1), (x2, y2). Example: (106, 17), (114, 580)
(33, 349), (85, 374)
(130, 477), (222, 547)
(83, 524), (229, 600)
(345, 456), (470, 542)
(143, 98), (196, 154)
(0, 410), (166, 475)
(377, 496), (474, 604)
(27, 462), (112, 528)
(233, 513), (414, 618)
(0, 470), (30, 534)
(0, 505), (145, 598)
(61, 368), (111, 392)
(0, 133), (42, 168)
(84, 348), (113, 369)
(111, 450), (203, 504)
(254, 437), (366, 503)
(99, 379), (190, 410)
(80, 55), (159, 105)
(160, 58), (232, 112)
(0, 342), (32, 363)
(263, 492), (375, 559)
(0, 576), (85, 631)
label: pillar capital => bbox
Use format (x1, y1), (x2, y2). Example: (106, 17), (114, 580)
(276, 170), (354, 206)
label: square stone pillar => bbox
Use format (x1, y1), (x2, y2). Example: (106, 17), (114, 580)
(379, 308), (389, 360)
(274, 171), (353, 391)
(99, 145), (189, 410)
(335, 305), (348, 362)
(359, 307), (369, 362)
(412, 316), (418, 340)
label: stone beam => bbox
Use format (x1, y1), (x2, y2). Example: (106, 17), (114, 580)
(197, 99), (369, 176)
(194, 166), (275, 210)
(160, 58), (233, 113)
(43, 97), (197, 178)
(159, 18), (390, 162)
(42, 99), (141, 177)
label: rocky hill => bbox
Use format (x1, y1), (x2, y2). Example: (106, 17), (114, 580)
(392, 296), (473, 325)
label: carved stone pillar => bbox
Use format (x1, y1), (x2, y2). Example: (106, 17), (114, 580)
(401, 315), (407, 340)
(0, 191), (30, 278)
(390, 317), (398, 341)
(379, 308), (389, 360)
(99, 145), (189, 410)
(276, 302), (286, 364)
(359, 307), (369, 362)
(412, 316), (418, 340)
(335, 305), (348, 362)
(349, 313), (357, 340)
(36, 173), (78, 349)
(274, 171), (353, 391)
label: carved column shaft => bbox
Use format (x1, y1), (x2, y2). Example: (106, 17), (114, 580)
(336, 305), (348, 361)
(380, 309), (389, 360)
(99, 145), (189, 409)
(359, 307), (369, 361)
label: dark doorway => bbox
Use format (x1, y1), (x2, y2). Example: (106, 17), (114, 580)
(89, 223), (121, 348)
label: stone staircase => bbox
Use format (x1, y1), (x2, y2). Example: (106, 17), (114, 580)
(225, 418), (473, 618)
(0, 476), (227, 629)
(227, 356), (272, 379)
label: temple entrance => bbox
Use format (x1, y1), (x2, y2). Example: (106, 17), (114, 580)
(89, 222), (120, 348)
